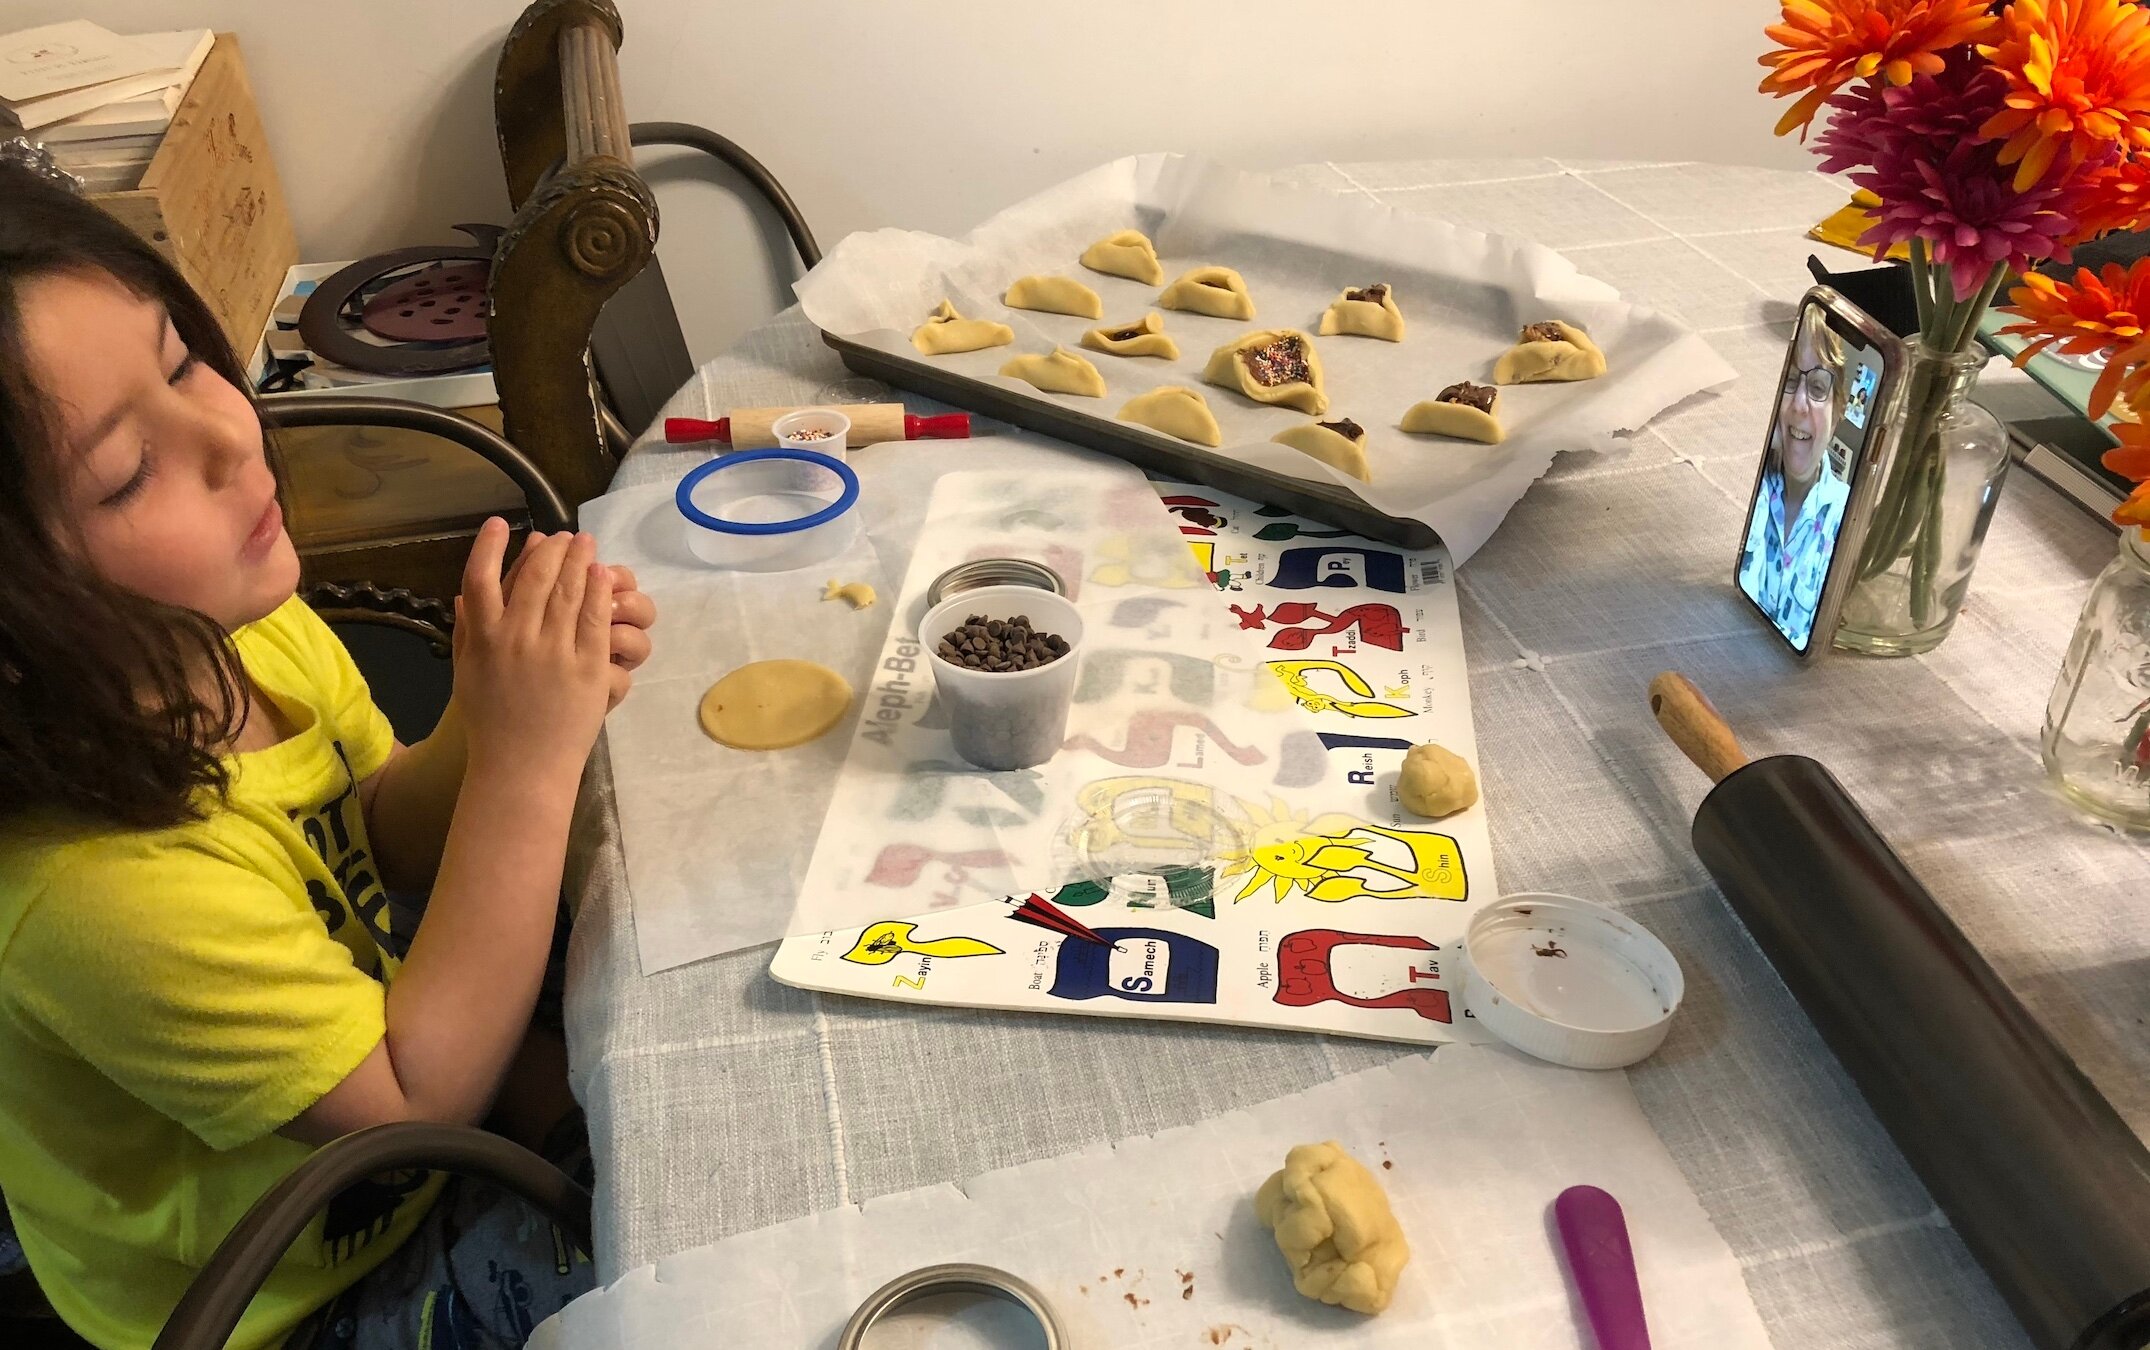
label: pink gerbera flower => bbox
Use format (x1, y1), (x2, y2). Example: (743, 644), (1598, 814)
(1852, 138), (2081, 298)
(1815, 56), (2010, 175)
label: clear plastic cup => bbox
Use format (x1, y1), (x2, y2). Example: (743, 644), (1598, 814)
(771, 407), (852, 460)
(675, 448), (860, 572)
(921, 585), (1086, 771)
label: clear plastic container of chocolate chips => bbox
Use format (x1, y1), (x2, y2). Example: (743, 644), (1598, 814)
(920, 584), (1086, 771)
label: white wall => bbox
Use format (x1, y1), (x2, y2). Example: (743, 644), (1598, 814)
(16, 1), (1807, 365)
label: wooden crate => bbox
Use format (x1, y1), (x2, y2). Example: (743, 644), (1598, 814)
(90, 33), (296, 357)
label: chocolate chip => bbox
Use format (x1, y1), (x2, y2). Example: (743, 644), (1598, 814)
(1316, 417), (1365, 440)
(1105, 326), (1144, 341)
(1520, 320), (1569, 344)
(1437, 380), (1497, 412)
(938, 614), (1071, 673)
(1344, 283), (1388, 304)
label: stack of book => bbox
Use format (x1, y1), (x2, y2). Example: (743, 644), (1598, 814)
(0, 21), (215, 192)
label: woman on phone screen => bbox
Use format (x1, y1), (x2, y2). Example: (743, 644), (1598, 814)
(1739, 307), (1851, 648)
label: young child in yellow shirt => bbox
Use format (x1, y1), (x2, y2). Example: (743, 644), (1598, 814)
(0, 164), (654, 1348)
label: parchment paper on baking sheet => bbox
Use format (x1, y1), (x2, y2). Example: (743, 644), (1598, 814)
(797, 152), (1738, 563)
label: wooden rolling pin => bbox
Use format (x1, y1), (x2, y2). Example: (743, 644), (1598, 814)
(665, 404), (971, 450)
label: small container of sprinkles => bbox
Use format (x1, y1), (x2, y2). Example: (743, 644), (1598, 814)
(921, 584), (1085, 771)
(771, 407), (852, 460)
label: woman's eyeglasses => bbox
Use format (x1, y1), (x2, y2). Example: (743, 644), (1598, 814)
(1784, 365), (1836, 403)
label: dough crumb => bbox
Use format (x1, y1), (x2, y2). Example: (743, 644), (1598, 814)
(1398, 741), (1479, 818)
(1255, 1141), (1410, 1315)
(821, 579), (877, 610)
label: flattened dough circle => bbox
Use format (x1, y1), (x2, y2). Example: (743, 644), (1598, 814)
(698, 660), (854, 750)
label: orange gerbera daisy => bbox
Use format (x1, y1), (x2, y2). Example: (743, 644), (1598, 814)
(1760, 0), (2000, 136)
(1998, 259), (2150, 415)
(2067, 154), (2150, 241)
(1979, 0), (2150, 192)
(2104, 419), (2150, 524)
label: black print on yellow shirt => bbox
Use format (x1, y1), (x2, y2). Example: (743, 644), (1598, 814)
(291, 740), (395, 975)
(320, 1165), (432, 1264)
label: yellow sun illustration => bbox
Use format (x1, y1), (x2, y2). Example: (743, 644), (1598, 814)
(1216, 798), (1362, 903)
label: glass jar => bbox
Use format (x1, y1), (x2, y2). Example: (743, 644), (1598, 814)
(2043, 528), (2150, 829)
(1834, 340), (2012, 656)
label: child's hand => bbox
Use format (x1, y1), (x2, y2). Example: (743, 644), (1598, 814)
(452, 519), (613, 777)
(600, 565), (655, 709)
(499, 549), (654, 710)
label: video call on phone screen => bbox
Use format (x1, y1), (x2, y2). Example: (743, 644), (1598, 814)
(1736, 300), (1883, 652)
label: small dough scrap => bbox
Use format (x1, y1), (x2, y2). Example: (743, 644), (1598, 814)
(1118, 385), (1222, 447)
(1158, 265), (1256, 321)
(698, 660), (854, 750)
(1492, 319), (1606, 384)
(1079, 228), (1165, 286)
(999, 346), (1107, 398)
(1318, 283), (1405, 342)
(1203, 329), (1328, 415)
(1255, 1141), (1410, 1316)
(1398, 741), (1478, 818)
(1003, 274), (1104, 320)
(1401, 380), (1505, 444)
(1081, 312), (1180, 361)
(821, 579), (877, 610)
(911, 299), (1015, 356)
(1273, 418), (1371, 482)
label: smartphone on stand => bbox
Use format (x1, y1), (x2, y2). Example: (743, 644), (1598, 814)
(1735, 286), (1908, 657)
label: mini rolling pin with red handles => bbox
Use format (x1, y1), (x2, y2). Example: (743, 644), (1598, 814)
(665, 404), (972, 450)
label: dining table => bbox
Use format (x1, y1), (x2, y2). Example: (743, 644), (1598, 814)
(559, 156), (2150, 1348)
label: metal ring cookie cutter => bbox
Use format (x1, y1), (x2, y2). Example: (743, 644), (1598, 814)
(837, 1263), (1066, 1348)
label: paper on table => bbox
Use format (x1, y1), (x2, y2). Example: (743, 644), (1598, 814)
(530, 1047), (1773, 1350)
(796, 153), (1738, 562)
(586, 435), (1183, 972)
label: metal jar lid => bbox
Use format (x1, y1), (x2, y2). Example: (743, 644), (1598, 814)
(836, 1263), (1064, 1348)
(926, 557), (1067, 609)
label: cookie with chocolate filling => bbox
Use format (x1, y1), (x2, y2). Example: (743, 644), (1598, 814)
(1202, 329), (1328, 415)
(1080, 312), (1179, 360)
(1158, 265), (1257, 321)
(1401, 380), (1504, 443)
(1318, 282), (1405, 342)
(1492, 319), (1604, 384)
(1273, 417), (1371, 481)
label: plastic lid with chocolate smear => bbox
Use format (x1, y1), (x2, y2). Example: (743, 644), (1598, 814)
(926, 558), (1067, 609)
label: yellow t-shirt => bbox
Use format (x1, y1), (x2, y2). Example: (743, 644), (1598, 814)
(0, 597), (443, 1350)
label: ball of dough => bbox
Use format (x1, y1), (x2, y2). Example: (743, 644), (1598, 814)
(1397, 741), (1478, 818)
(698, 660), (854, 750)
(1255, 1141), (1410, 1316)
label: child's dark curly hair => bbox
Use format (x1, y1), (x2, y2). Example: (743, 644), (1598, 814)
(0, 167), (265, 829)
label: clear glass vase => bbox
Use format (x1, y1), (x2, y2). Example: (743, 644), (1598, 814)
(2042, 529), (2150, 829)
(1834, 340), (2012, 656)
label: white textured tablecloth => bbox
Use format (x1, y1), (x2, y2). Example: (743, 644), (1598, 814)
(563, 159), (2150, 1349)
